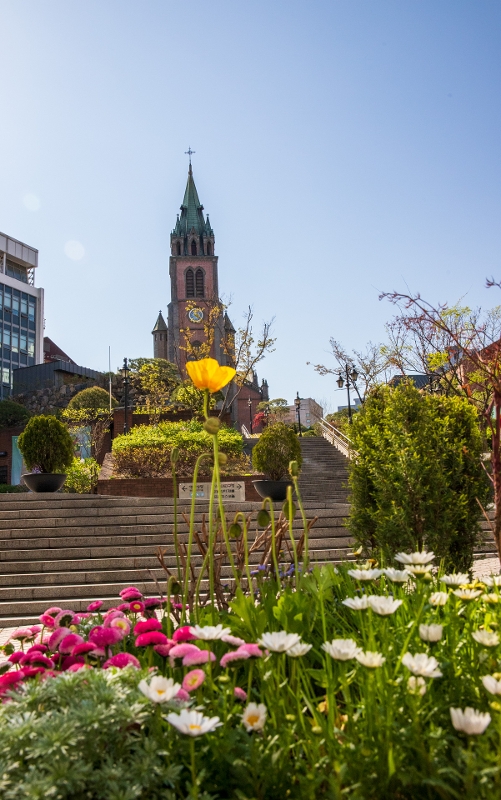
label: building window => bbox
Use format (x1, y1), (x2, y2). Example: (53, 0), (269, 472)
(12, 332), (19, 353)
(191, 240), (197, 256)
(20, 333), (27, 352)
(176, 242), (181, 256)
(3, 329), (10, 348)
(28, 333), (35, 356)
(28, 300), (35, 321)
(6, 260), (28, 284)
(195, 269), (205, 298)
(206, 242), (212, 255)
(186, 269), (195, 298)
(2, 367), (10, 386)
(20, 296), (28, 315)
(4, 290), (11, 310)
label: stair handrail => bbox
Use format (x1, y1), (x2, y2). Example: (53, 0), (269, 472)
(318, 418), (356, 459)
(241, 424), (251, 438)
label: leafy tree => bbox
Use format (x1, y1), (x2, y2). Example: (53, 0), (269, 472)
(0, 399), (30, 429)
(18, 415), (75, 473)
(255, 398), (289, 427)
(348, 382), (489, 571)
(309, 339), (392, 401)
(252, 422), (302, 481)
(136, 360), (181, 424)
(67, 387), (117, 412)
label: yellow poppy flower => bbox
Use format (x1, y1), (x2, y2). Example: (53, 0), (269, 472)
(186, 358), (236, 393)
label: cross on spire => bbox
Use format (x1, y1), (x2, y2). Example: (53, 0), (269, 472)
(184, 147), (195, 165)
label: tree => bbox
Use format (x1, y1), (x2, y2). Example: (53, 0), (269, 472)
(349, 382), (489, 571)
(136, 360), (181, 425)
(63, 387), (117, 458)
(0, 400), (30, 429)
(67, 387), (117, 412)
(308, 339), (393, 402)
(381, 285), (501, 560)
(254, 398), (289, 428)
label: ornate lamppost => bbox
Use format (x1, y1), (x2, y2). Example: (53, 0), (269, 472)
(248, 396), (253, 434)
(294, 392), (303, 437)
(120, 358), (130, 434)
(336, 365), (359, 424)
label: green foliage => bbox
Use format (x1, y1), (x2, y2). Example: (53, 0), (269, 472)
(348, 381), (490, 570)
(17, 415), (75, 473)
(252, 422), (302, 480)
(64, 457), (100, 493)
(256, 397), (289, 423)
(0, 399), (30, 429)
(112, 420), (246, 477)
(67, 386), (117, 411)
(171, 380), (218, 415)
(0, 484), (28, 493)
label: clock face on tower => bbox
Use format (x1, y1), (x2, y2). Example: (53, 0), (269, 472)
(188, 308), (204, 323)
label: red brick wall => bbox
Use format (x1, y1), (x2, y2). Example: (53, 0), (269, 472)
(97, 473), (264, 500)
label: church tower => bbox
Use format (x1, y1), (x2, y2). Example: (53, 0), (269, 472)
(166, 161), (221, 374)
(152, 311), (168, 360)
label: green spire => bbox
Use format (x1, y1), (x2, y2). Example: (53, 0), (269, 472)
(172, 165), (213, 239)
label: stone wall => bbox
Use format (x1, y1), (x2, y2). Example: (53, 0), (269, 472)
(11, 380), (99, 415)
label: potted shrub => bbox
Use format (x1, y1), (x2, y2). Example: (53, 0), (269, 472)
(18, 415), (75, 492)
(251, 422), (302, 501)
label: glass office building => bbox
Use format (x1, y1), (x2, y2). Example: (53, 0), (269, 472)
(0, 232), (44, 399)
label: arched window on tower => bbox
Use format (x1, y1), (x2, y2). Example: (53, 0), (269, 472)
(206, 242), (212, 255)
(176, 242), (181, 256)
(191, 240), (197, 256)
(186, 269), (195, 298)
(195, 269), (205, 298)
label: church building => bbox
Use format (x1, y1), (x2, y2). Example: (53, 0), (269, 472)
(151, 159), (268, 430)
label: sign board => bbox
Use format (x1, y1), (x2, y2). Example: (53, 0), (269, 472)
(178, 481), (246, 502)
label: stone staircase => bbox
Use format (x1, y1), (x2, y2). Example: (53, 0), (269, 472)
(0, 493), (353, 627)
(298, 437), (350, 502)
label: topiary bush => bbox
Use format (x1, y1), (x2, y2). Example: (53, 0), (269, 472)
(17, 415), (75, 473)
(67, 386), (117, 411)
(348, 381), (490, 571)
(0, 399), (30, 429)
(252, 422), (302, 480)
(112, 420), (246, 478)
(64, 457), (100, 493)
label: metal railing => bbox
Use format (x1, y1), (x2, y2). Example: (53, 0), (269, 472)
(241, 424), (251, 438)
(318, 418), (356, 459)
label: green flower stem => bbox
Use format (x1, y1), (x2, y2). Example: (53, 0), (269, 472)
(171, 463), (182, 584)
(233, 511), (253, 591)
(190, 737), (198, 799)
(290, 473), (309, 572)
(181, 452), (212, 625)
(212, 434), (239, 587)
(286, 486), (300, 589)
(207, 455), (217, 622)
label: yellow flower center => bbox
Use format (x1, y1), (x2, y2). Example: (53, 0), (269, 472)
(247, 714), (260, 726)
(189, 724), (201, 731)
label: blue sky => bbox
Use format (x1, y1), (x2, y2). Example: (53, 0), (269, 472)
(0, 1), (499, 412)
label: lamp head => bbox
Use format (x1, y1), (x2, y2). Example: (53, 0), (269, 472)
(336, 375), (344, 389)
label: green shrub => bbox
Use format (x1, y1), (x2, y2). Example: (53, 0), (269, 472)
(67, 386), (117, 411)
(17, 415), (75, 473)
(0, 484), (28, 493)
(252, 422), (302, 480)
(112, 420), (246, 478)
(0, 399), (30, 429)
(349, 381), (490, 571)
(64, 457), (100, 493)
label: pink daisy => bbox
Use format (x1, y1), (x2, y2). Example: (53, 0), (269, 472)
(119, 587), (143, 602)
(58, 634), (84, 655)
(172, 626), (196, 643)
(183, 650), (216, 667)
(38, 614), (56, 628)
(89, 626), (124, 647)
(220, 649), (251, 668)
(135, 631), (168, 647)
(134, 618), (162, 636)
(234, 687), (247, 701)
(153, 641), (175, 657)
(87, 600), (104, 612)
(103, 652), (140, 669)
(182, 669), (206, 692)
(48, 627), (72, 652)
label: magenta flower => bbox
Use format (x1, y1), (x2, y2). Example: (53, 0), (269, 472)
(119, 586), (143, 602)
(72, 642), (98, 657)
(53, 610), (75, 628)
(182, 669), (206, 692)
(169, 643), (200, 662)
(183, 650), (216, 667)
(135, 631), (168, 647)
(0, 671), (25, 694)
(239, 644), (263, 658)
(110, 617), (131, 636)
(173, 626), (196, 643)
(29, 626), (42, 635)
(220, 650), (251, 668)
(103, 610), (126, 627)
(45, 606), (62, 615)
(117, 603), (131, 612)
(87, 600), (104, 612)
(153, 641), (175, 657)
(66, 663), (90, 672)
(134, 618), (162, 636)
(89, 626), (124, 647)
(8, 652), (24, 665)
(20, 666), (46, 679)
(21, 652), (54, 669)
(144, 597), (162, 609)
(26, 644), (48, 654)
(59, 634), (84, 655)
(234, 687), (247, 701)
(176, 688), (190, 701)
(222, 634), (246, 647)
(129, 600), (145, 614)
(39, 614), (56, 628)
(61, 656), (85, 671)
(103, 652), (140, 669)
(10, 627), (35, 641)
(48, 627), (72, 652)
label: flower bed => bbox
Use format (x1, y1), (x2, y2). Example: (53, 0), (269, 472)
(1, 554), (501, 799)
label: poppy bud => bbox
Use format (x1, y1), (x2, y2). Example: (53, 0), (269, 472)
(204, 417), (221, 435)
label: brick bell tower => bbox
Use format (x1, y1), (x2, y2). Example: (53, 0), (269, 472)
(166, 157), (223, 374)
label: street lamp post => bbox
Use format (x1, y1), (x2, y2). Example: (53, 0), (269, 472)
(120, 358), (130, 434)
(336, 364), (359, 424)
(248, 397), (253, 435)
(294, 392), (302, 437)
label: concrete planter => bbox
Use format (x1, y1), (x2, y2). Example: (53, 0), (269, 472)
(22, 473), (66, 492)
